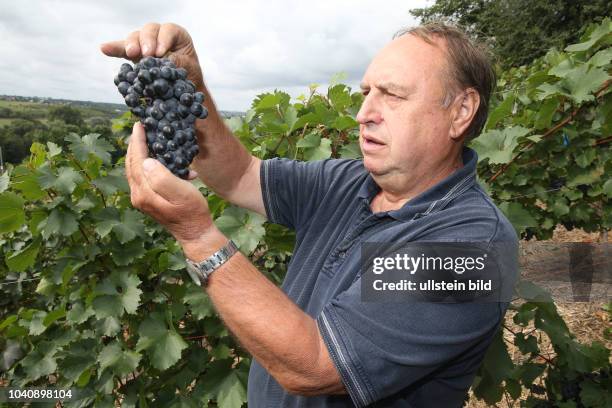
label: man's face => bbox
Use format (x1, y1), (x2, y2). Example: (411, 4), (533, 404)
(356, 34), (457, 182)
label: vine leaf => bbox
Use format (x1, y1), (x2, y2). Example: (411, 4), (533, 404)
(136, 312), (188, 371)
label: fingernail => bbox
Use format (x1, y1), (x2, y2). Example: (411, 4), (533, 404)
(142, 44), (151, 55)
(143, 158), (156, 173)
(125, 43), (135, 55)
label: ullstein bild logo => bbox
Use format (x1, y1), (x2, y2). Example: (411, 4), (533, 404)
(360, 242), (518, 303)
(360, 242), (611, 303)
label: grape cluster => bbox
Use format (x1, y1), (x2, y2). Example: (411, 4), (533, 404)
(114, 56), (207, 179)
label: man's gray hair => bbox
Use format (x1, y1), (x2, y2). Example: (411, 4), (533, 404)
(394, 22), (496, 141)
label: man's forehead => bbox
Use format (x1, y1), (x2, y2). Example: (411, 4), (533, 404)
(360, 35), (447, 89)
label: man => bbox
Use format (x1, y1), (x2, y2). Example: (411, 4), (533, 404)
(101, 21), (517, 407)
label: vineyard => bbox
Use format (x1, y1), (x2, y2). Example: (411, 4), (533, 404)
(0, 18), (610, 408)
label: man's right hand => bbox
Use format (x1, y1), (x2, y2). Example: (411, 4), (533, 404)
(100, 22), (205, 91)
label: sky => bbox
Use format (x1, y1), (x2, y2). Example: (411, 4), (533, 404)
(0, 0), (431, 112)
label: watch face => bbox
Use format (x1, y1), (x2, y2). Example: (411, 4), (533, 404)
(186, 263), (203, 286)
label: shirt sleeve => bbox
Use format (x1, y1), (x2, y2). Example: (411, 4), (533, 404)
(260, 157), (359, 231)
(316, 279), (506, 407)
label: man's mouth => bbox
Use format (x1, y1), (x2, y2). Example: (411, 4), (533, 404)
(363, 135), (385, 146)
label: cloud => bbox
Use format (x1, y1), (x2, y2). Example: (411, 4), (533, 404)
(0, 0), (429, 111)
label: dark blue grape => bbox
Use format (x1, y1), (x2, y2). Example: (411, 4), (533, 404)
(142, 56), (157, 68)
(152, 142), (166, 154)
(151, 107), (164, 120)
(146, 131), (157, 144)
(126, 71), (138, 83)
(117, 81), (131, 96)
(180, 93), (193, 106)
(153, 79), (169, 95)
(194, 92), (205, 103)
(178, 105), (190, 118)
(144, 117), (158, 130)
(124, 93), (140, 107)
(174, 131), (186, 145)
(137, 69), (152, 84)
(162, 125), (175, 137)
(198, 107), (208, 119)
(160, 66), (173, 79)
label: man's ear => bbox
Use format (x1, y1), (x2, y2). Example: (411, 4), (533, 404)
(449, 88), (479, 141)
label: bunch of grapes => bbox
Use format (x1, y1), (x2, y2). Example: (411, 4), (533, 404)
(114, 56), (207, 179)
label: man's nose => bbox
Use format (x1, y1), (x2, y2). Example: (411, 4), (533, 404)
(356, 93), (382, 125)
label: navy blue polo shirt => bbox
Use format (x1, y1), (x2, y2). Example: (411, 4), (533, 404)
(248, 146), (518, 407)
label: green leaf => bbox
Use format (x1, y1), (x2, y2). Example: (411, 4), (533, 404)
(184, 286), (215, 319)
(567, 167), (604, 187)
(11, 165), (45, 200)
(470, 127), (528, 164)
(562, 64), (609, 104)
(38, 165), (84, 195)
(110, 239), (145, 266)
(603, 178), (612, 197)
(328, 84), (352, 111)
(588, 47), (612, 67)
(486, 93), (515, 129)
(565, 19), (612, 52)
(215, 206), (265, 254)
(93, 272), (142, 317)
(514, 333), (539, 354)
(499, 202), (537, 233)
(98, 342), (141, 377)
(331, 115), (358, 131)
(0, 192), (25, 233)
(66, 133), (114, 164)
(580, 378), (611, 407)
(113, 209), (146, 244)
(551, 197), (570, 217)
(339, 142), (362, 159)
(136, 312), (187, 371)
(284, 105), (298, 132)
(47, 142), (62, 157)
(201, 361), (248, 408)
(534, 98), (559, 129)
(42, 207), (79, 239)
(43, 307), (66, 327)
(29, 142), (47, 167)
(92, 167), (129, 195)
(29, 311), (48, 335)
(254, 93), (283, 110)
(6, 239), (41, 272)
(20, 347), (57, 382)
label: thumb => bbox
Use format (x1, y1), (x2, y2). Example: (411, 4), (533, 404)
(142, 158), (191, 202)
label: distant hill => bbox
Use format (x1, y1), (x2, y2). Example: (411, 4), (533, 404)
(0, 95), (244, 120)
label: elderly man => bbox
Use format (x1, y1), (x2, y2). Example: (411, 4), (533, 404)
(101, 21), (517, 407)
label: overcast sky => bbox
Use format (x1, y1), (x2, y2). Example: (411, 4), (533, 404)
(0, 0), (430, 112)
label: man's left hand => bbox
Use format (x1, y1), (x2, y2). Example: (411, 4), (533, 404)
(125, 122), (216, 246)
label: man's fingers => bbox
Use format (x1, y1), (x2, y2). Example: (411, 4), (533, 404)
(155, 23), (183, 56)
(125, 31), (142, 59)
(140, 23), (161, 57)
(100, 40), (128, 58)
(127, 122), (149, 186)
(187, 169), (199, 180)
(142, 158), (193, 203)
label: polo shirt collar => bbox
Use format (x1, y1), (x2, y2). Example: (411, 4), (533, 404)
(357, 146), (479, 221)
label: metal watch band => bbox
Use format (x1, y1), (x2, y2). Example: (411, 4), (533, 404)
(185, 240), (238, 286)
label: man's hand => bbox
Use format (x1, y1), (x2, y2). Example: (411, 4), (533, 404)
(100, 22), (204, 90)
(125, 122), (216, 246)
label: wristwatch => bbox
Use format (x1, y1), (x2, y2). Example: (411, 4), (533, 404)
(185, 240), (238, 286)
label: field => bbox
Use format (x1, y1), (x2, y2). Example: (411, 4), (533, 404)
(0, 97), (125, 125)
